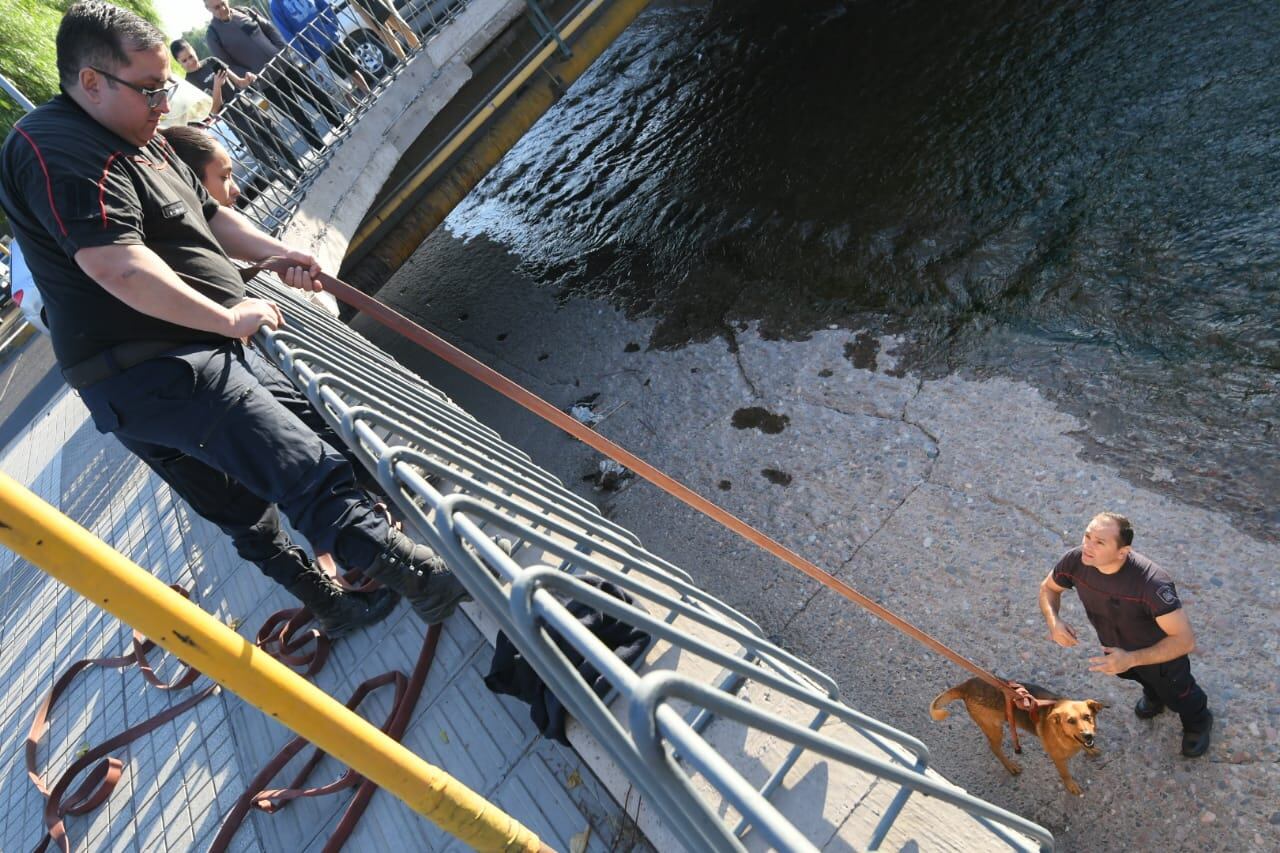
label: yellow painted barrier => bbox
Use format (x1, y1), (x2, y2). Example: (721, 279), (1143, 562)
(0, 472), (554, 853)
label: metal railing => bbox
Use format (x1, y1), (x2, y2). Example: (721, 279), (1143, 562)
(204, 0), (472, 235)
(246, 272), (1056, 852)
(0, 471), (551, 853)
(1, 2), (1057, 846)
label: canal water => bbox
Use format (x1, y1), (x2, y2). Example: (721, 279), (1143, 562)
(443, 0), (1278, 540)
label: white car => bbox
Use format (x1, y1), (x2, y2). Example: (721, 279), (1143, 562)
(6, 241), (49, 335)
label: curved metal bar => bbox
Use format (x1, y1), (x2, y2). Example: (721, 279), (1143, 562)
(246, 276), (1054, 852)
(489, 569), (921, 761)
(503, 565), (740, 853)
(633, 673), (1054, 852)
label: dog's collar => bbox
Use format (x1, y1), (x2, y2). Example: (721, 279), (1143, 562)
(1004, 682), (1057, 755)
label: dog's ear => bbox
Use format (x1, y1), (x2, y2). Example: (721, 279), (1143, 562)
(1087, 700), (1107, 714)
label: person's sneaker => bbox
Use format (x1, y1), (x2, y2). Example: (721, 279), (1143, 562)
(364, 529), (472, 625)
(1181, 712), (1213, 758)
(1135, 694), (1165, 719)
(284, 557), (400, 639)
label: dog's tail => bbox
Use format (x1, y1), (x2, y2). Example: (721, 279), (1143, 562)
(929, 685), (965, 721)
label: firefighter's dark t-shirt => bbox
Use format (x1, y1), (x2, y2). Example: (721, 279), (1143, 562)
(1052, 547), (1182, 651)
(0, 94), (244, 368)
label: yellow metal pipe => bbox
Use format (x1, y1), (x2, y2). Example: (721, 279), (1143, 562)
(345, 0), (651, 263)
(0, 472), (554, 853)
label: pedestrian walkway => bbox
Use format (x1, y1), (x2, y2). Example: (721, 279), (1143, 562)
(0, 388), (646, 851)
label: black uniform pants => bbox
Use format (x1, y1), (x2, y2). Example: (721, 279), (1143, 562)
(1119, 655), (1211, 731)
(114, 345), (380, 586)
(79, 341), (390, 584)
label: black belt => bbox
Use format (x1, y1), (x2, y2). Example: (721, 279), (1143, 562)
(61, 341), (186, 390)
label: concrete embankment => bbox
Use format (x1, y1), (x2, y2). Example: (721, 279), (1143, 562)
(355, 228), (1280, 852)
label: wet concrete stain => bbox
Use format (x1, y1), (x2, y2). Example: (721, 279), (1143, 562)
(624, 342), (641, 352)
(732, 406), (790, 434)
(718, 479), (732, 490)
(818, 368), (834, 377)
(843, 332), (879, 371)
(761, 468), (792, 486)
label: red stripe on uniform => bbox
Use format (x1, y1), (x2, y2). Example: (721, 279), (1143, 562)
(131, 154), (169, 171)
(13, 125), (68, 237)
(99, 152), (125, 228)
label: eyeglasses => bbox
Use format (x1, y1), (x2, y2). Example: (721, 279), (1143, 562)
(90, 67), (179, 110)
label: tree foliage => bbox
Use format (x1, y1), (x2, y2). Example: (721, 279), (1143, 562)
(0, 0), (165, 133)
(180, 25), (210, 60)
(0, 1), (63, 127)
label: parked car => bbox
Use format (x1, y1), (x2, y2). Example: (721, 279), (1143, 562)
(331, 1), (400, 79)
(5, 240), (49, 335)
(0, 246), (10, 312)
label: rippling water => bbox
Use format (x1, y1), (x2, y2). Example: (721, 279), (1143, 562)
(445, 0), (1279, 538)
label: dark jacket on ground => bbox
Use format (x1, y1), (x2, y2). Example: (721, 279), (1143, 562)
(485, 577), (651, 745)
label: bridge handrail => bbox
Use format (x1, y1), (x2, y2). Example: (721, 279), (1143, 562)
(210, 0), (472, 235)
(0, 470), (550, 853)
(250, 273), (1056, 852)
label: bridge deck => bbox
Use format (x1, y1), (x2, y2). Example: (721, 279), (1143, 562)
(0, 389), (644, 852)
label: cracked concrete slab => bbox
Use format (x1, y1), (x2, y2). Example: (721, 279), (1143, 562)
(358, 227), (1280, 852)
(736, 327), (919, 423)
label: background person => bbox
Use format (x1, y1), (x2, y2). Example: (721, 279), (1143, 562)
(270, 0), (372, 108)
(351, 0), (420, 62)
(161, 124), (339, 317)
(204, 0), (345, 152)
(1039, 512), (1213, 757)
(171, 38), (304, 176)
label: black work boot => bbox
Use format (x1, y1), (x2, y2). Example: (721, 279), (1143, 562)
(1181, 712), (1213, 758)
(284, 554), (400, 639)
(1135, 694), (1165, 719)
(363, 529), (471, 625)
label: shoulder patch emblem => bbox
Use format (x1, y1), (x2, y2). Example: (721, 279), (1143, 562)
(1156, 584), (1178, 606)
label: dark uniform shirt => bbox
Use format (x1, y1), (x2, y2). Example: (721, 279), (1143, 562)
(1052, 547), (1182, 651)
(0, 94), (245, 368)
(186, 56), (237, 107)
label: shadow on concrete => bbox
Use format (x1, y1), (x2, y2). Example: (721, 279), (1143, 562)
(0, 335), (62, 456)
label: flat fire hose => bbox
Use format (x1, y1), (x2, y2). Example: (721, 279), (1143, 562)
(249, 258), (1047, 727)
(27, 582), (443, 853)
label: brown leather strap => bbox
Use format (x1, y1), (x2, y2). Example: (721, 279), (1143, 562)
(209, 624), (443, 853)
(27, 586), (211, 853)
(247, 257), (1016, 698)
(1003, 684), (1056, 754)
(25, 576), (429, 853)
(255, 606), (330, 676)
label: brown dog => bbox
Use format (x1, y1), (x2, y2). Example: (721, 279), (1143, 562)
(930, 677), (1104, 795)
